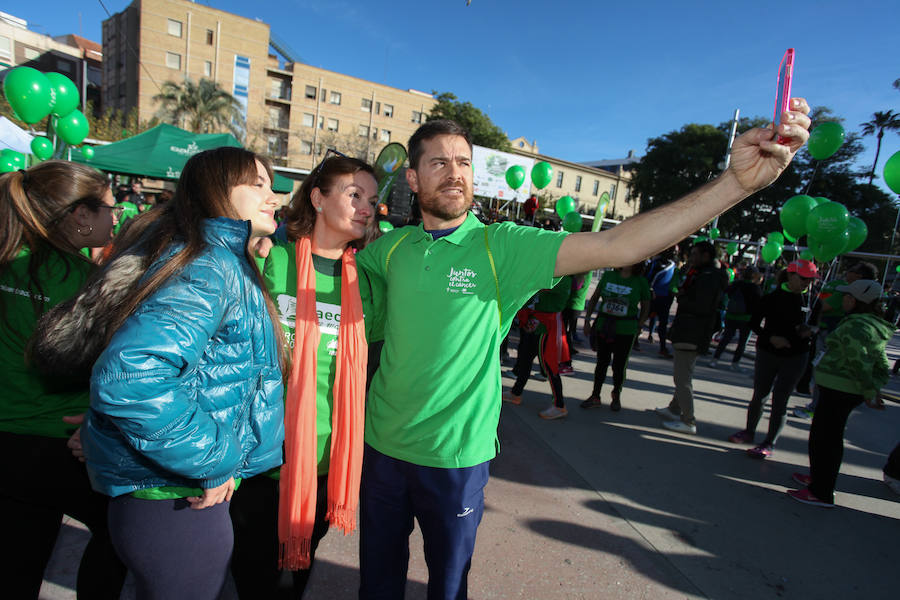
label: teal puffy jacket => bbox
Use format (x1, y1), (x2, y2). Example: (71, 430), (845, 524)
(83, 218), (284, 497)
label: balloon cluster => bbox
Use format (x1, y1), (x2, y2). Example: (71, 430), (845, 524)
(1, 67), (92, 171)
(778, 194), (867, 263)
(555, 196), (581, 232)
(884, 150), (900, 195)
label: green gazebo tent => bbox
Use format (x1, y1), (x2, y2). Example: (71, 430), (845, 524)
(73, 123), (295, 193)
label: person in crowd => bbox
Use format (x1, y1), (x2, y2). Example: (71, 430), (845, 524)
(354, 100), (809, 598)
(787, 279), (892, 507)
(645, 249), (676, 357)
(795, 261), (878, 418)
(581, 263), (650, 411)
(728, 260), (817, 458)
(562, 270), (592, 358)
(31, 147), (287, 600)
(655, 242), (728, 434)
(0, 162), (126, 599)
(523, 194), (539, 225)
(229, 152), (375, 597)
(502, 275), (573, 419)
(709, 265), (762, 371)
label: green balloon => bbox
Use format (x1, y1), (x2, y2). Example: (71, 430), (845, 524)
(708, 227), (720, 240)
(0, 159), (17, 173)
(30, 136), (53, 160)
(806, 201), (849, 239)
(813, 196), (830, 205)
(562, 211), (583, 232)
(780, 194), (816, 238)
(783, 229), (797, 243)
(531, 161), (552, 190)
(55, 109), (90, 145)
(0, 149), (25, 167)
(555, 195), (575, 218)
(378, 220), (394, 233)
(807, 121), (845, 160)
(895, 264), (900, 274)
(81, 145), (95, 160)
(761, 241), (782, 263)
(505, 165), (525, 190)
(800, 249), (814, 261)
(2, 67), (54, 124)
(808, 233), (847, 262)
(768, 231), (785, 245)
(727, 268), (735, 283)
(844, 217), (867, 253)
(693, 235), (709, 244)
(725, 241), (738, 255)
(884, 151), (900, 195)
(45, 72), (80, 117)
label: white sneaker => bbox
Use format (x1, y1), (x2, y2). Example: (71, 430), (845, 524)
(708, 359), (719, 368)
(539, 405), (568, 420)
(662, 419), (697, 434)
(655, 406), (680, 421)
(885, 474), (900, 496)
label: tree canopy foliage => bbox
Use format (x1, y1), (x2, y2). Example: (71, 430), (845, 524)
(427, 92), (512, 152)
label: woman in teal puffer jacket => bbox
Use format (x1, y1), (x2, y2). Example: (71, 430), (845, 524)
(788, 279), (893, 508)
(32, 147), (288, 600)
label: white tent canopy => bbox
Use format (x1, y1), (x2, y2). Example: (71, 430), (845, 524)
(0, 116), (34, 154)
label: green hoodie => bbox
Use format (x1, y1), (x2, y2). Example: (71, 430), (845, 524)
(813, 312), (894, 401)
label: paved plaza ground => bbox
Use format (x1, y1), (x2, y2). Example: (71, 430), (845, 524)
(41, 320), (900, 599)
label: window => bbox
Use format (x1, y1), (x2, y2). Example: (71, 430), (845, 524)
(0, 35), (11, 61)
(317, 116), (324, 129)
(592, 180), (599, 196)
(203, 61), (212, 77)
(166, 52), (181, 70)
(380, 129), (391, 143)
(556, 171), (564, 188)
(302, 113), (314, 127)
(383, 104), (394, 118)
(56, 59), (74, 73)
(300, 140), (313, 155)
(574, 176), (582, 192)
(375, 102), (381, 115)
(610, 184), (617, 199)
(305, 85), (316, 100)
(326, 118), (339, 132)
(206, 29), (214, 45)
(361, 98), (372, 112)
(24, 47), (40, 60)
(167, 19), (182, 37)
(411, 110), (423, 124)
(358, 125), (370, 137)
(329, 91), (341, 105)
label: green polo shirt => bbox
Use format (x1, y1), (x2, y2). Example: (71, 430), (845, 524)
(357, 212), (568, 469)
(592, 270), (650, 335)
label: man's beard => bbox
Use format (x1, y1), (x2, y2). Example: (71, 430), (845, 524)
(418, 187), (471, 222)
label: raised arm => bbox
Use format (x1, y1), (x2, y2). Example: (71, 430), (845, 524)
(555, 98), (811, 276)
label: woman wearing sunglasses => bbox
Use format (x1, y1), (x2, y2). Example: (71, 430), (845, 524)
(230, 152), (376, 598)
(728, 260), (817, 459)
(0, 161), (125, 598)
(31, 147), (287, 600)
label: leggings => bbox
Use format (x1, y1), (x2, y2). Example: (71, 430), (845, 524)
(0, 431), (126, 600)
(807, 386), (863, 504)
(745, 348), (808, 446)
(648, 295), (674, 351)
(512, 330), (564, 407)
(591, 333), (635, 396)
(230, 474), (330, 599)
(108, 494), (234, 600)
(712, 319), (752, 363)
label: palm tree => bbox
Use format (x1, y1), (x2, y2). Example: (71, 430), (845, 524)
(153, 78), (244, 136)
(860, 110), (900, 184)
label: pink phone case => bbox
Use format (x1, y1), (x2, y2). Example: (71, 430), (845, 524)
(774, 48), (795, 144)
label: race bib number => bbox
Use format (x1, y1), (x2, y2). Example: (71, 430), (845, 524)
(602, 298), (629, 317)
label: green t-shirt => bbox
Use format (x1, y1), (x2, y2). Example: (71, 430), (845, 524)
(535, 275), (572, 312)
(592, 270), (650, 335)
(357, 212), (568, 469)
(264, 242), (342, 476)
(0, 246), (93, 438)
(567, 271), (592, 311)
(113, 201), (140, 235)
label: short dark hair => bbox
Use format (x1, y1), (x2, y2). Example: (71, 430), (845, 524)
(849, 261), (878, 280)
(692, 241), (716, 261)
(408, 119), (472, 170)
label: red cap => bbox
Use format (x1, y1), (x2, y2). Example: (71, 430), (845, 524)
(786, 259), (819, 278)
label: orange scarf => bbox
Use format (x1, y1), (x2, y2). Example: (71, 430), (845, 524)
(278, 236), (368, 570)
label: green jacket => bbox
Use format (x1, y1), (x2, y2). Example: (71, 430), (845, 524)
(814, 312), (893, 401)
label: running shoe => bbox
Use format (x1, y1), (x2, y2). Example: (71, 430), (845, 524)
(655, 406), (680, 421)
(707, 359), (719, 368)
(792, 472), (812, 487)
(728, 430), (754, 444)
(747, 444), (773, 459)
(662, 419), (697, 434)
(884, 474), (900, 496)
(786, 488), (834, 508)
(793, 407), (814, 419)
(539, 405), (568, 420)
(610, 389), (621, 412)
(502, 391), (522, 405)
(580, 396), (602, 409)
(558, 364), (574, 375)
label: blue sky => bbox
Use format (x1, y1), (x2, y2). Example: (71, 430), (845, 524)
(14, 0), (900, 194)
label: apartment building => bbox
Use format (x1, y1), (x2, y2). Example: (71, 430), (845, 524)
(102, 0), (435, 170)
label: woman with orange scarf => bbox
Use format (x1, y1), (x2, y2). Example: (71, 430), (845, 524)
(230, 153), (376, 597)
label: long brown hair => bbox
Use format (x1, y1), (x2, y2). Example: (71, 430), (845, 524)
(0, 161), (108, 322)
(103, 146), (287, 371)
(282, 154), (375, 249)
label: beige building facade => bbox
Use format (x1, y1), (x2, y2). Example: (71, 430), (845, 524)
(102, 0), (436, 171)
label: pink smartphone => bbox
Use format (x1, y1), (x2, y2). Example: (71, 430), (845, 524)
(774, 48), (795, 144)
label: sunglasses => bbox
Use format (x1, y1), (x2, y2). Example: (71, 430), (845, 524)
(309, 148), (349, 189)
